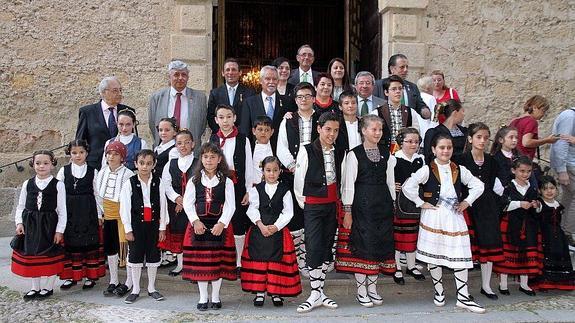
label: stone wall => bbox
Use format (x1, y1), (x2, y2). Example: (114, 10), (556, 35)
(423, 0), (574, 156)
(0, 0), (212, 187)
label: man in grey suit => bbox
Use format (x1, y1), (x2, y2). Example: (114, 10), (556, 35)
(148, 60), (207, 156)
(287, 44), (319, 86)
(355, 71), (386, 116)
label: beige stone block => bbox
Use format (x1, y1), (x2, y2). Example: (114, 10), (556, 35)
(187, 64), (208, 91)
(392, 14), (418, 38)
(170, 34), (207, 61)
(11, 73), (34, 90)
(390, 42), (426, 68)
(180, 5), (206, 32)
(379, 0), (428, 12)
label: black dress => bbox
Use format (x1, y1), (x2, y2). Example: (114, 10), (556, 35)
(531, 201), (575, 290)
(492, 150), (516, 188)
(455, 152), (504, 263)
(423, 124), (468, 163)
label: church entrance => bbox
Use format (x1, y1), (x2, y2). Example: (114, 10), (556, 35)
(213, 0), (381, 87)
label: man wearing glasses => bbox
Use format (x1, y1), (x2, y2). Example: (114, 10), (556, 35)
(288, 45), (320, 86)
(355, 71), (386, 117)
(76, 76), (134, 169)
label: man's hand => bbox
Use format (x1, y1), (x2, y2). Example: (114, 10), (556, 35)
(125, 232), (134, 241)
(558, 172), (570, 186)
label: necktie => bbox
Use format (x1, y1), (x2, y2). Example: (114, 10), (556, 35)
(401, 88), (408, 106)
(174, 92), (182, 128)
(361, 99), (369, 116)
(228, 87), (235, 105)
(266, 96), (275, 119)
(108, 107), (117, 137)
(302, 72), (308, 83)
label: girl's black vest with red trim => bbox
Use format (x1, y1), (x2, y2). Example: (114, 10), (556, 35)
(168, 158), (198, 195)
(375, 103), (413, 150)
(302, 139), (345, 197)
(194, 178), (226, 217)
(421, 161), (463, 205)
(129, 175), (161, 223)
(209, 133), (248, 195)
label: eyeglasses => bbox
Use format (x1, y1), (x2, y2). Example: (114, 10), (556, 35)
(106, 88), (123, 94)
(357, 81), (372, 86)
(388, 87), (403, 92)
(296, 94), (314, 101)
(298, 53), (314, 58)
(403, 140), (420, 144)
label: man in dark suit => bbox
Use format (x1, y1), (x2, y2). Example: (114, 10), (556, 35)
(148, 60), (207, 157)
(374, 54), (431, 119)
(240, 65), (290, 152)
(76, 76), (134, 169)
(355, 71), (386, 116)
(207, 58), (255, 133)
(287, 44), (320, 86)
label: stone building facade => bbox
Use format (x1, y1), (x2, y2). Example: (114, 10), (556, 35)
(0, 0), (573, 189)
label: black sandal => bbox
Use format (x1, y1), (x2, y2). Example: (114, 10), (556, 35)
(23, 290), (39, 301)
(271, 295), (284, 307)
(253, 294), (265, 307)
(113, 283), (130, 297)
(393, 270), (405, 285)
(60, 280), (77, 290)
(406, 268), (426, 281)
(82, 280), (96, 290)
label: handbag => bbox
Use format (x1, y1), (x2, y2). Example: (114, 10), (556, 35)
(395, 190), (421, 219)
(10, 234), (24, 251)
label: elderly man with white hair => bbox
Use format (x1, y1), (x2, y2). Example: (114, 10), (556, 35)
(148, 60), (207, 157)
(76, 76), (135, 169)
(239, 65), (291, 152)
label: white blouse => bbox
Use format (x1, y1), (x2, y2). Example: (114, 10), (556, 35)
(161, 153), (195, 202)
(56, 163), (102, 217)
(95, 165), (134, 204)
(119, 174), (168, 233)
(154, 139), (179, 160)
(252, 142), (273, 185)
(402, 160), (484, 207)
(15, 176), (67, 234)
(216, 136), (254, 194)
(345, 120), (362, 150)
(182, 171), (236, 227)
(341, 148), (397, 206)
(246, 182), (294, 231)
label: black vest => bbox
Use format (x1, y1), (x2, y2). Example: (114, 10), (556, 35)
(422, 162), (463, 205)
(154, 144), (175, 175)
(168, 158), (197, 195)
(376, 104), (413, 150)
(25, 177), (58, 211)
(63, 164), (95, 196)
(255, 182), (290, 225)
(210, 133), (247, 195)
(302, 139), (345, 197)
(394, 156), (424, 185)
(195, 179), (226, 216)
(285, 114), (319, 158)
(129, 175), (161, 223)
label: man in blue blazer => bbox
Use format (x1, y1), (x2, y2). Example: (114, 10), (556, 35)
(207, 58), (256, 133)
(75, 76), (134, 169)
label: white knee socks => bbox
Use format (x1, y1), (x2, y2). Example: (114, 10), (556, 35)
(108, 254), (119, 285)
(198, 281), (209, 303)
(31, 277), (41, 291)
(211, 278), (223, 303)
(234, 235), (245, 267)
(125, 264), (133, 288)
(499, 273), (508, 290)
(131, 266), (142, 294)
(147, 266), (158, 293)
(395, 251), (402, 270)
(520, 275), (531, 290)
(406, 252), (417, 270)
(480, 262), (494, 294)
(174, 253), (183, 272)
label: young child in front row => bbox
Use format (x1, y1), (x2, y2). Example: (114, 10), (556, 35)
(120, 150), (168, 304)
(211, 104), (254, 272)
(96, 142), (135, 297)
(493, 156), (543, 296)
(11, 150), (66, 300)
(402, 133), (486, 313)
(241, 156), (302, 307)
(102, 109), (148, 171)
(530, 175), (575, 291)
(57, 140), (106, 290)
(154, 117), (179, 175)
(182, 143), (237, 311)
(294, 112), (345, 313)
(251, 116), (274, 185)
(160, 129), (197, 276)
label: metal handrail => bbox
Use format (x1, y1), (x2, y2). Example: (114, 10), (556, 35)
(0, 144), (67, 174)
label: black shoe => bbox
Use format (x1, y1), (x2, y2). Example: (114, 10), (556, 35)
(211, 301), (222, 310)
(148, 291), (165, 301)
(406, 268), (426, 281)
(519, 287), (536, 296)
(253, 295), (265, 307)
(37, 289), (53, 299)
(393, 270), (405, 285)
(480, 288), (498, 300)
(60, 280), (77, 290)
(113, 283), (130, 297)
(159, 259), (177, 268)
(168, 269), (182, 277)
(82, 280), (96, 290)
(236, 267), (242, 278)
(197, 302), (208, 311)
(23, 290), (39, 301)
(498, 286), (510, 295)
(271, 295), (284, 307)
(103, 284), (117, 296)
(124, 293), (139, 304)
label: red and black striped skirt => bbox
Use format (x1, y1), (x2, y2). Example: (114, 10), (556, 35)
(463, 210), (504, 263)
(158, 226), (185, 254)
(335, 226), (396, 275)
(182, 222), (237, 282)
(492, 215), (543, 276)
(393, 215), (419, 252)
(240, 228), (302, 296)
(12, 251), (65, 278)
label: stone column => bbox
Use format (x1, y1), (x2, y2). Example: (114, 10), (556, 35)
(170, 1), (213, 93)
(378, 0), (428, 81)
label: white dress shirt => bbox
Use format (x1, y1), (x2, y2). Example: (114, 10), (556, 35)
(161, 153), (195, 202)
(227, 83), (238, 105)
(15, 176), (67, 234)
(277, 114), (313, 170)
(101, 100), (118, 126)
(299, 67), (312, 83)
(217, 136), (254, 193)
(345, 120), (362, 150)
(182, 170), (236, 227)
(252, 142), (273, 185)
(293, 145), (337, 209)
(95, 165), (134, 204)
(260, 92), (276, 116)
(154, 139), (179, 160)
(246, 182), (294, 230)
(56, 163), (103, 217)
(169, 87), (190, 128)
(119, 174), (168, 233)
(357, 95), (376, 115)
